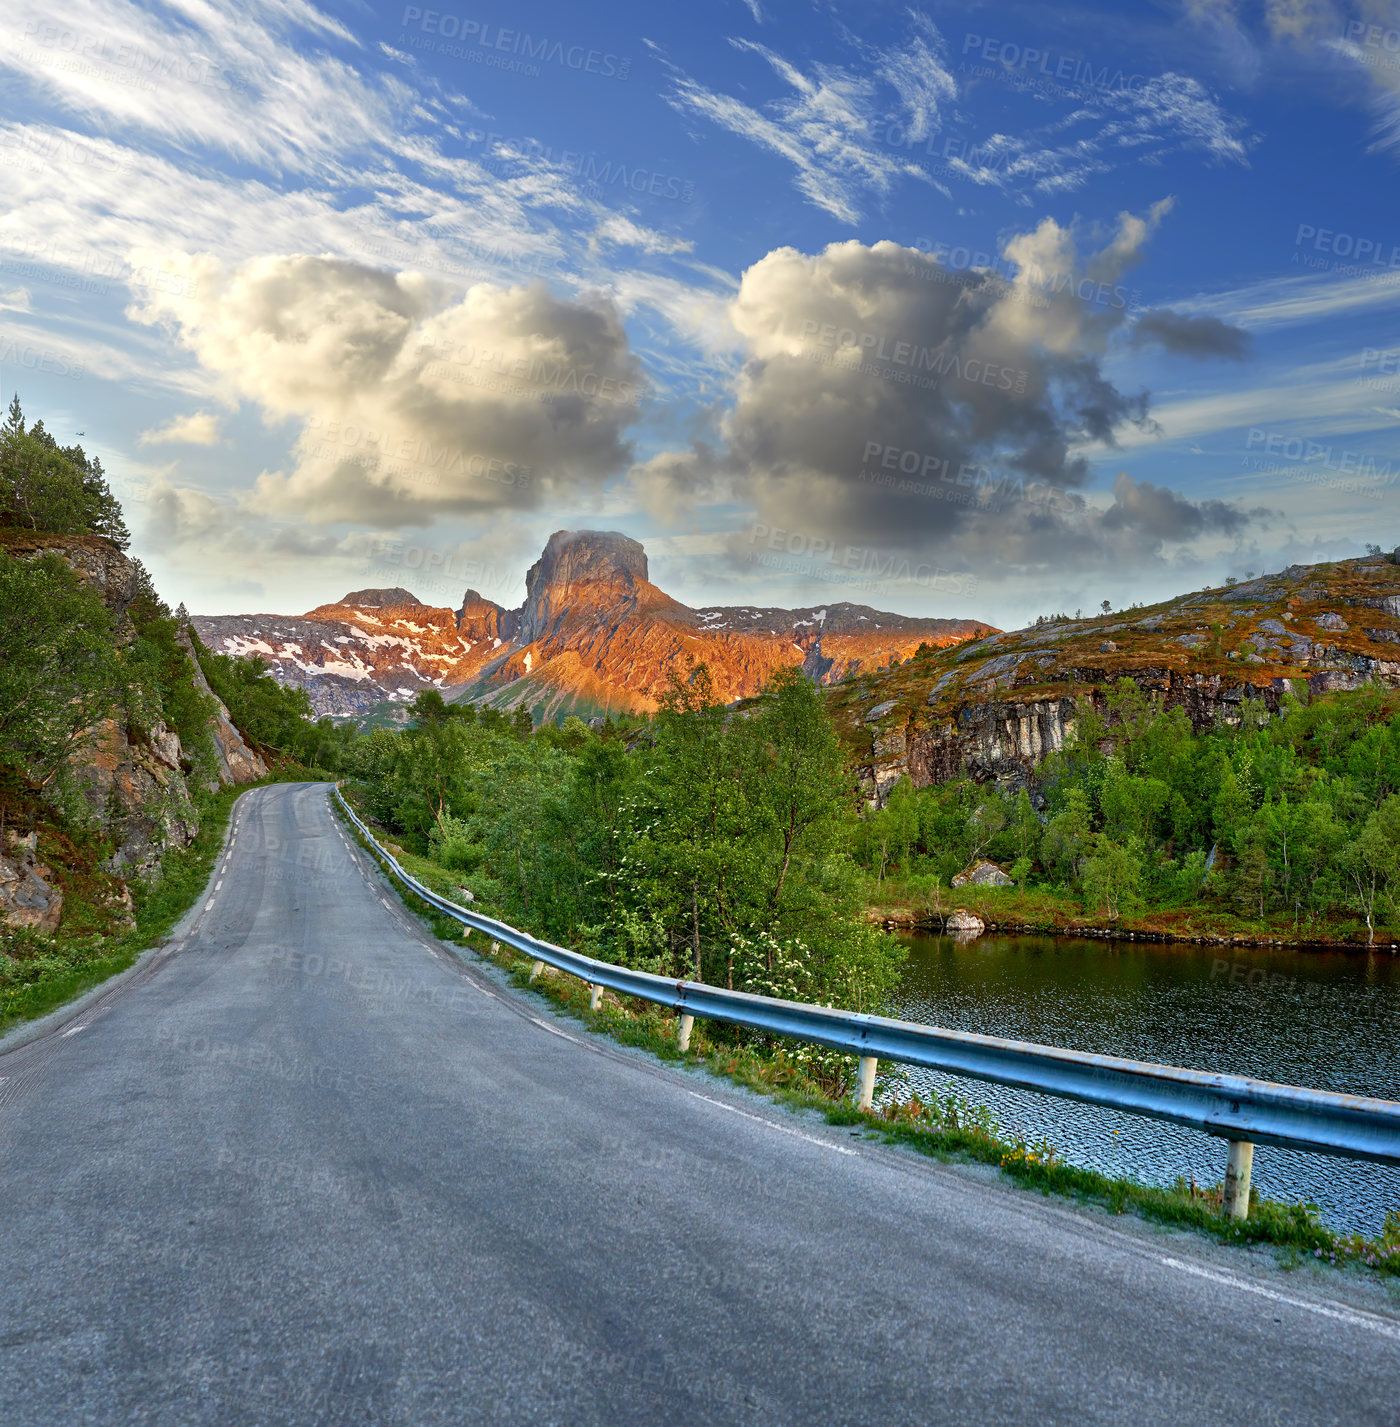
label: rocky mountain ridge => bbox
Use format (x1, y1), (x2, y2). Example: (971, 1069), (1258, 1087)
(193, 529), (994, 720)
(826, 552), (1400, 804)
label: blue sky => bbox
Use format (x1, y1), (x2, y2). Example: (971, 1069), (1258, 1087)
(1, 0), (1398, 628)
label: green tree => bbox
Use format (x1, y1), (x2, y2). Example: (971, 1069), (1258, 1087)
(1342, 796), (1400, 945)
(1081, 834), (1143, 921)
(0, 396), (128, 545)
(194, 639), (315, 755)
(409, 689), (450, 727)
(0, 551), (124, 791)
(1010, 788), (1041, 865)
(1042, 786), (1092, 884)
(629, 663), (748, 981)
(748, 666), (851, 907)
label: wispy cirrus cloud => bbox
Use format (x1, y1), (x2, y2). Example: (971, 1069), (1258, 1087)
(0, 0), (725, 387)
(949, 74), (1253, 201)
(0, 0), (389, 173)
(663, 5), (1253, 219)
(658, 19), (956, 224)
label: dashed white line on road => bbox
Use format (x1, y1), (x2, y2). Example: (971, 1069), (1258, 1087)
(1159, 1256), (1400, 1341)
(686, 1090), (858, 1156)
(61, 1025), (86, 1037)
(215, 880), (223, 892)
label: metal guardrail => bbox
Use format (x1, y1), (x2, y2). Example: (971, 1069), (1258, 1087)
(334, 786), (1400, 1219)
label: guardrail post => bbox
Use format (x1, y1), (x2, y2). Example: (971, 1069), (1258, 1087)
(589, 983), (603, 1012)
(1223, 1139), (1254, 1220)
(528, 957), (542, 980)
(857, 1055), (878, 1111)
(677, 1014), (694, 1053)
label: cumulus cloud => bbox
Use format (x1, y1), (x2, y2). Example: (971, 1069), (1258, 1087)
(1131, 307), (1253, 358)
(127, 252), (645, 525)
(631, 211), (1273, 574)
(138, 410), (224, 445)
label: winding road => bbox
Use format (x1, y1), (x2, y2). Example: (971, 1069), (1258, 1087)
(2, 781), (1398, 1424)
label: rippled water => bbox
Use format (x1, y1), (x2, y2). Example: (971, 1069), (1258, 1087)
(886, 933), (1400, 1236)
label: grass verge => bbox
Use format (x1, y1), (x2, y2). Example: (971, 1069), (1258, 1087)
(333, 790), (1400, 1285)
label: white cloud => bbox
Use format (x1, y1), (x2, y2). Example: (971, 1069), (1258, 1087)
(629, 218), (1269, 578)
(0, 0), (388, 175)
(138, 410), (223, 445)
(127, 252), (647, 525)
(1163, 267), (1400, 329)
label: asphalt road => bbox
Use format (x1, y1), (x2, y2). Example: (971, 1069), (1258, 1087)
(2, 781), (1399, 1425)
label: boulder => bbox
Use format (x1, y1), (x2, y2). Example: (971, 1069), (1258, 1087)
(952, 859), (1014, 888)
(0, 843), (63, 934)
(1315, 612), (1348, 632)
(945, 908), (985, 934)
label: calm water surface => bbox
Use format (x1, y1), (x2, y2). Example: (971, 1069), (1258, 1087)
(887, 933), (1400, 1236)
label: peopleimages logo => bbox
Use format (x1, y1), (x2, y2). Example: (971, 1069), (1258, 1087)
(959, 33), (1148, 93)
(399, 9), (630, 79)
(1244, 428), (1400, 487)
(799, 319), (1028, 394)
(910, 238), (1138, 311)
(1294, 224), (1400, 268)
(467, 132), (695, 202)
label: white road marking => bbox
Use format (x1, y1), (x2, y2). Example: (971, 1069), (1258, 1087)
(215, 880), (223, 892)
(1159, 1256), (1400, 1340)
(529, 1017), (581, 1043)
(203, 900), (214, 913)
(686, 1090), (858, 1156)
(61, 1025), (86, 1037)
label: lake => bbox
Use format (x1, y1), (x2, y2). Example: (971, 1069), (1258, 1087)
(886, 932), (1400, 1237)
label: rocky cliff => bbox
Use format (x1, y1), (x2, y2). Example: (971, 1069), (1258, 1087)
(827, 553), (1400, 804)
(4, 533), (266, 888)
(193, 530), (994, 719)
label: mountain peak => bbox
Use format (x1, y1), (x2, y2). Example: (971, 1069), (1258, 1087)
(531, 530), (648, 588)
(336, 587), (420, 608)
(518, 530), (652, 643)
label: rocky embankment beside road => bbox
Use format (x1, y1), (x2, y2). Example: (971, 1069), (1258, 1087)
(0, 533), (267, 934)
